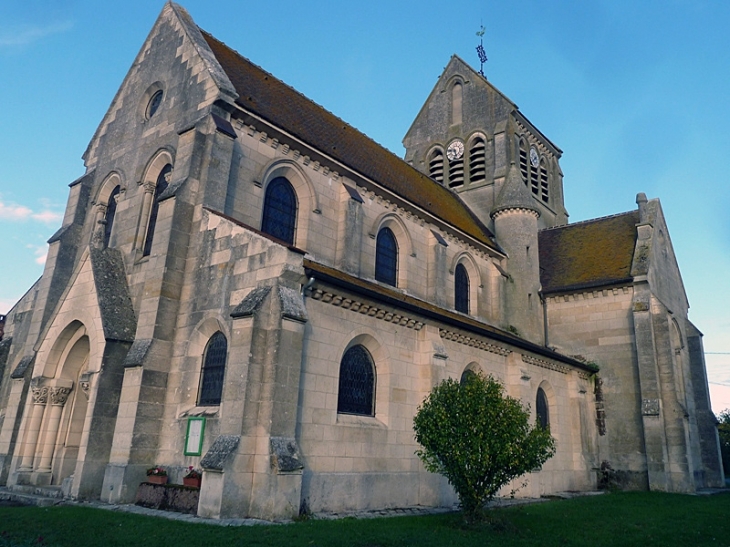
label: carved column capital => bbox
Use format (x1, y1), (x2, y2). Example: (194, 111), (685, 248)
(31, 386), (49, 405)
(50, 386), (72, 406)
(143, 181), (156, 194)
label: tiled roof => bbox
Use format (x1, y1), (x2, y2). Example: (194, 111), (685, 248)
(200, 31), (498, 251)
(539, 211), (639, 293)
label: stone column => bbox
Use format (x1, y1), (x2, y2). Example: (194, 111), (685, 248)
(18, 384), (48, 471)
(91, 203), (107, 249)
(134, 182), (156, 251)
(36, 386), (72, 472)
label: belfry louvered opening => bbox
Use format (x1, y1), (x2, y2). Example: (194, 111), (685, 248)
(428, 148), (444, 183)
(468, 137), (486, 183)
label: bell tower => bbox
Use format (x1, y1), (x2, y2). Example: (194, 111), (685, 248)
(402, 56), (569, 233)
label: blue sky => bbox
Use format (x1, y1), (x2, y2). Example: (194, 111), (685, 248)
(1, 1), (728, 410)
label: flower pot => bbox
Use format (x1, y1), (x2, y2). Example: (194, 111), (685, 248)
(147, 475), (168, 485)
(183, 477), (201, 488)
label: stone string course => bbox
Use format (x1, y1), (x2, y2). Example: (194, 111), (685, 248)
(309, 289), (425, 331)
(439, 329), (512, 356)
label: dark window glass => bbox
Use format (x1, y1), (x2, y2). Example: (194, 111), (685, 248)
(337, 345), (375, 416)
(455, 263), (469, 314)
(146, 90), (163, 119)
(375, 227), (398, 286)
(460, 369), (477, 385)
(103, 186), (120, 248)
(199, 332), (227, 406)
(142, 164), (171, 257)
(536, 387), (549, 429)
(261, 177), (297, 245)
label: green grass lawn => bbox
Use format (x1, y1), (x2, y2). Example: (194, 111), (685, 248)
(1, 491), (728, 547)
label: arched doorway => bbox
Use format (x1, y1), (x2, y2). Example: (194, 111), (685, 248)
(18, 324), (91, 486)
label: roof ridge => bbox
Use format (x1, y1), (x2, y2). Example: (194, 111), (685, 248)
(539, 209), (637, 232)
(199, 28), (499, 249)
(199, 29), (419, 170)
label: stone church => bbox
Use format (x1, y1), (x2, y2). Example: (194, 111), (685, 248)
(0, 3), (722, 520)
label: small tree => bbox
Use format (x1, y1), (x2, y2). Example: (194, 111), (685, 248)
(413, 373), (555, 521)
(717, 409), (730, 476)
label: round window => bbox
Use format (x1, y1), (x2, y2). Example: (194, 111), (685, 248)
(145, 90), (163, 119)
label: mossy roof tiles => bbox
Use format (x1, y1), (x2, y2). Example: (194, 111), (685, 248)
(538, 210), (639, 294)
(200, 31), (498, 251)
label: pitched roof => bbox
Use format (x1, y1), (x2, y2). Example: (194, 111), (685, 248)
(200, 31), (498, 251)
(538, 211), (639, 293)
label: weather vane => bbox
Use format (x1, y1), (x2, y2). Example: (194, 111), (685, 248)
(476, 24), (487, 77)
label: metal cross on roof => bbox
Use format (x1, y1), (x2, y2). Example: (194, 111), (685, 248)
(476, 25), (488, 77)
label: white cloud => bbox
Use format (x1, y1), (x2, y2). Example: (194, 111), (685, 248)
(27, 244), (48, 266)
(0, 201), (33, 220)
(0, 198), (62, 224)
(0, 20), (73, 48)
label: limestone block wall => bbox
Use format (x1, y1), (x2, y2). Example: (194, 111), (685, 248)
(221, 121), (503, 327)
(545, 287), (647, 485)
(298, 287), (596, 513)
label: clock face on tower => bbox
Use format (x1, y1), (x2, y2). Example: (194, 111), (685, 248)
(447, 140), (464, 161)
(529, 147), (539, 167)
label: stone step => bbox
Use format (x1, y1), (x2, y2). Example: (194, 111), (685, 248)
(7, 484), (65, 499)
(0, 487), (63, 507)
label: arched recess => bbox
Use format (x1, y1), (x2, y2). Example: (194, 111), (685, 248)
(536, 380), (555, 431)
(182, 316), (230, 408)
(260, 160), (318, 250)
(369, 213), (413, 288)
(337, 331), (390, 424)
(466, 133), (487, 184)
(94, 172), (123, 248)
(18, 321), (92, 486)
(450, 79), (463, 126)
(136, 148), (175, 255)
(450, 252), (483, 316)
(427, 146), (445, 183)
(460, 361), (483, 384)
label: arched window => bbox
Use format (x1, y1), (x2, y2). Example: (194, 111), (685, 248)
(468, 136), (486, 184)
(539, 158), (549, 203)
(337, 344), (375, 416)
(455, 263), (470, 314)
(198, 332), (227, 406)
(451, 82), (463, 126)
(375, 227), (398, 287)
(428, 148), (444, 183)
(103, 185), (120, 248)
(448, 154), (464, 188)
(536, 387), (549, 429)
(261, 176), (297, 245)
(460, 368), (477, 385)
(142, 164), (172, 257)
(519, 139), (529, 183)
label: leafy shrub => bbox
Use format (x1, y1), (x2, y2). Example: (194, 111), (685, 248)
(413, 373), (555, 522)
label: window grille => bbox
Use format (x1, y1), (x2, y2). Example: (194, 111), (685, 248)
(199, 332), (227, 406)
(536, 387), (549, 429)
(261, 176), (297, 245)
(519, 142), (528, 183)
(142, 164), (171, 257)
(540, 160), (549, 203)
(375, 227), (398, 287)
(468, 137), (486, 183)
(448, 157), (464, 188)
(455, 263), (469, 314)
(104, 186), (120, 248)
(337, 345), (375, 416)
(530, 162), (539, 196)
(428, 149), (444, 183)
